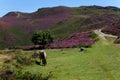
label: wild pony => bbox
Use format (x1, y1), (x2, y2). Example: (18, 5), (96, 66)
(39, 50), (47, 66)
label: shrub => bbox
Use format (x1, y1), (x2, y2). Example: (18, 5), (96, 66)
(90, 32), (99, 41)
(15, 55), (33, 66)
(0, 70), (14, 80)
(0, 69), (53, 80)
(31, 30), (54, 47)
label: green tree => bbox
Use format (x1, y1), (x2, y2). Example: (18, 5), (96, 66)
(31, 30), (54, 46)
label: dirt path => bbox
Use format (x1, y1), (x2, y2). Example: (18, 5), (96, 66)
(94, 29), (117, 44)
(15, 12), (20, 18)
(94, 29), (117, 41)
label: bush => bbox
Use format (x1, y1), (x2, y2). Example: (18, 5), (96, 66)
(0, 69), (53, 80)
(15, 55), (33, 66)
(90, 32), (99, 41)
(0, 70), (14, 80)
(31, 30), (54, 46)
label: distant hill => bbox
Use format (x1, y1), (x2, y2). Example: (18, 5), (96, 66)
(0, 5), (120, 49)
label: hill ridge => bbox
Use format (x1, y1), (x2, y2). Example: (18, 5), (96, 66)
(0, 5), (120, 49)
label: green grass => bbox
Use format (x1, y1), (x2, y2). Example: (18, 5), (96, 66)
(50, 18), (89, 38)
(0, 39), (120, 80)
(20, 42), (120, 80)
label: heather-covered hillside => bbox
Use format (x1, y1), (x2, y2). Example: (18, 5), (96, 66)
(0, 5), (120, 49)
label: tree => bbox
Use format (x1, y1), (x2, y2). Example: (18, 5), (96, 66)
(31, 30), (54, 46)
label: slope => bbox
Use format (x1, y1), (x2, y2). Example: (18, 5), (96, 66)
(0, 5), (120, 49)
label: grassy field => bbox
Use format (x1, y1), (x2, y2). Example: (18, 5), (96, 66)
(0, 40), (120, 80)
(23, 41), (120, 80)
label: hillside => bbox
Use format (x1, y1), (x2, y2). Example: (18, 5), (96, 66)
(0, 5), (120, 49)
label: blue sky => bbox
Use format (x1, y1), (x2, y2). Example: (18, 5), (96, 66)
(0, 0), (120, 17)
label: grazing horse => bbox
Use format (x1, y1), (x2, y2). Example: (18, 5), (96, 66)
(80, 47), (84, 52)
(39, 50), (47, 66)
